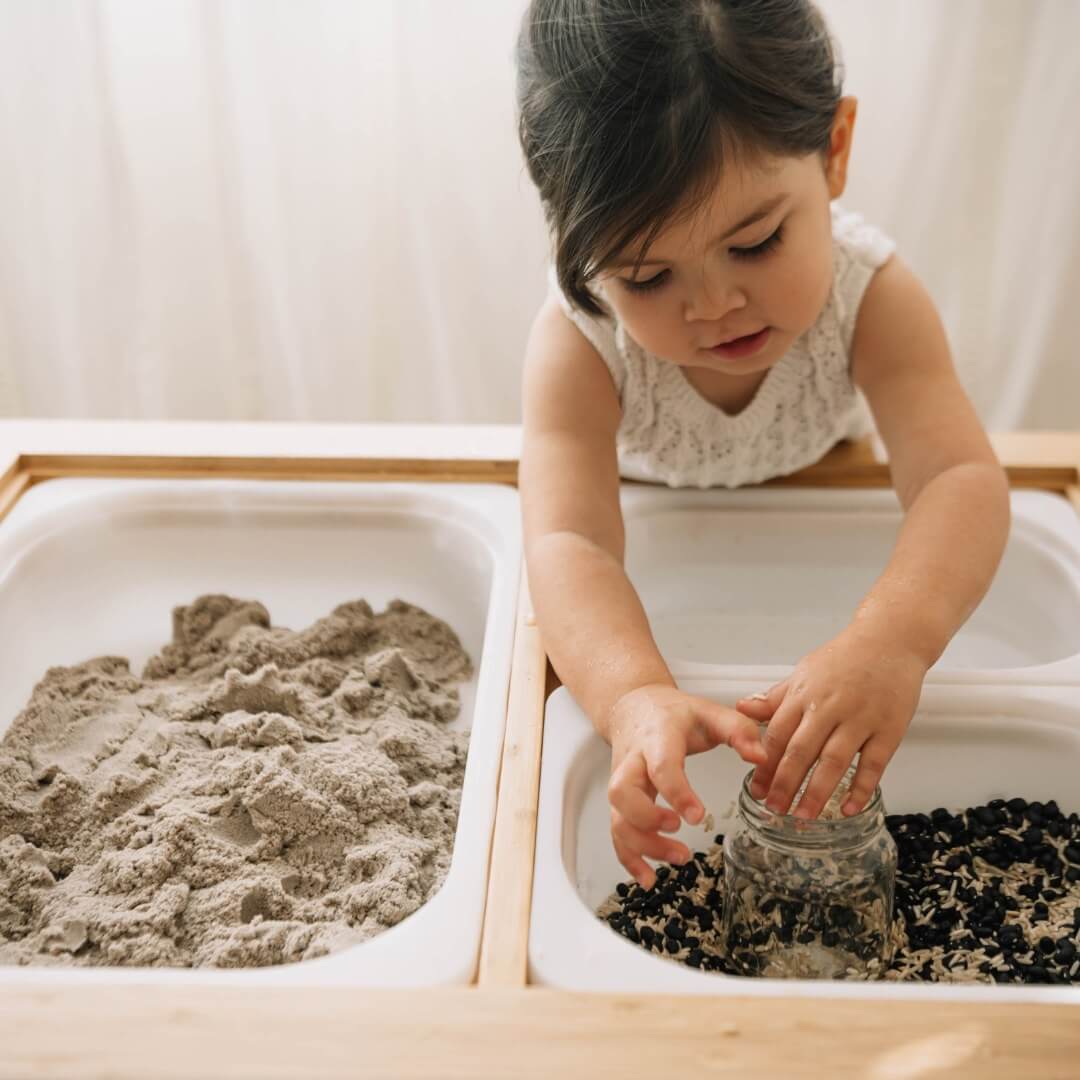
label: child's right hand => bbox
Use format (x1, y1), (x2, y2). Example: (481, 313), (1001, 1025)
(605, 684), (767, 888)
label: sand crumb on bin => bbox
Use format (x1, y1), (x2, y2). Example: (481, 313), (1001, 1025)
(0, 595), (473, 968)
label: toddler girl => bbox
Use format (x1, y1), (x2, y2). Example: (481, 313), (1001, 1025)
(515, 0), (1010, 888)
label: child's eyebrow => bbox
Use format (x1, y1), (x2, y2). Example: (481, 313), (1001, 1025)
(610, 193), (789, 270)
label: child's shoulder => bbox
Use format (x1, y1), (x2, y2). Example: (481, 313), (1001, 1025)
(542, 264), (628, 395)
(830, 204), (896, 274)
(828, 205), (897, 354)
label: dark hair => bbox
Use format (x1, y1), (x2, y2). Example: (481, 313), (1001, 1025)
(516, 0), (843, 316)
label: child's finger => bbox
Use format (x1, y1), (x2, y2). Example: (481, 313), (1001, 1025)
(699, 701), (767, 765)
(749, 692), (804, 799)
(648, 755), (705, 825)
(609, 779), (681, 833)
(841, 736), (894, 816)
(612, 815), (691, 865)
(763, 717), (840, 815)
(791, 731), (860, 820)
(736, 679), (789, 721)
(613, 837), (656, 889)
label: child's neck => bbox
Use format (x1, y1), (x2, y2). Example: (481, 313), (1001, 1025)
(680, 364), (772, 416)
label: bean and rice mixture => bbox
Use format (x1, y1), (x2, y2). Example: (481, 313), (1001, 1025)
(598, 797), (1080, 984)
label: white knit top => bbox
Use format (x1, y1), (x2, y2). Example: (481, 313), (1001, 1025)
(549, 205), (895, 488)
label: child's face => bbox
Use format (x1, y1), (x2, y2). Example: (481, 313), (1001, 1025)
(595, 123), (852, 379)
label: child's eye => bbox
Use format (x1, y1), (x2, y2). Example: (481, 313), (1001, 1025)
(620, 269), (670, 294)
(731, 224), (784, 260)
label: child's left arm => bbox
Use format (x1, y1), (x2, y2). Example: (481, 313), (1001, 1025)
(737, 255), (1011, 819)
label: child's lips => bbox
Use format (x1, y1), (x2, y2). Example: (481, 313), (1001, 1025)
(708, 327), (771, 360)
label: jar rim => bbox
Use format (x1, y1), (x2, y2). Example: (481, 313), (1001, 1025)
(736, 769), (885, 850)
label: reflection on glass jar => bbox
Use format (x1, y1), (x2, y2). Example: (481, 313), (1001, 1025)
(721, 766), (897, 979)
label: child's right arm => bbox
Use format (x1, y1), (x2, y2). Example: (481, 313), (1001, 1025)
(520, 298), (765, 888)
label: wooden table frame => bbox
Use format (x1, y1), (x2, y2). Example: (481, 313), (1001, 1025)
(2, 436), (1080, 1078)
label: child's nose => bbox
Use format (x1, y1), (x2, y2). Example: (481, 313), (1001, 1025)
(683, 276), (747, 322)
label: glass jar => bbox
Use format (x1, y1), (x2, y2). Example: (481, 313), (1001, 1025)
(721, 767), (898, 980)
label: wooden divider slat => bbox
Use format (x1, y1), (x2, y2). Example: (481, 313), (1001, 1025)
(20, 454), (519, 485)
(16, 449), (1080, 492)
(0, 469), (30, 526)
(477, 574), (548, 986)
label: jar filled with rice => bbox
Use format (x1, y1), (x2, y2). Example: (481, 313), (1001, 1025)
(721, 764), (897, 979)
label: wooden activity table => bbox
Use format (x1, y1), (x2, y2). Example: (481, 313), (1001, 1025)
(1, 420), (1078, 1079)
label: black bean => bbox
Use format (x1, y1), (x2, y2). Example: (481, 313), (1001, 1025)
(664, 937), (680, 954)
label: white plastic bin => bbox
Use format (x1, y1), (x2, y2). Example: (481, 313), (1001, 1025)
(0, 477), (521, 987)
(530, 680), (1080, 1003)
(622, 487), (1080, 684)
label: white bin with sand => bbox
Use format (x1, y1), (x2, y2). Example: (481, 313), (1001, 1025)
(0, 478), (520, 987)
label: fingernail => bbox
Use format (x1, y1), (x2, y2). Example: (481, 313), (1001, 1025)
(685, 805), (703, 825)
(793, 806), (812, 820)
(842, 800), (859, 816)
(766, 798), (784, 813)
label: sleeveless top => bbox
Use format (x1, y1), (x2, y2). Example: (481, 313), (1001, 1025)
(549, 205), (895, 488)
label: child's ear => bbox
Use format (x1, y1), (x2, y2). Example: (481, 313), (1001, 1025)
(826, 96), (858, 198)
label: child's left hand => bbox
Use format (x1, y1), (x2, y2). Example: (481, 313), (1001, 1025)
(735, 627), (928, 819)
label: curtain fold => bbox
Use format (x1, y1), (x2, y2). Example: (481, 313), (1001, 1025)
(0, 0), (1076, 428)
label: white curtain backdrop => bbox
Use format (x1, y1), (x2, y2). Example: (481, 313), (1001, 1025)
(0, 0), (1077, 429)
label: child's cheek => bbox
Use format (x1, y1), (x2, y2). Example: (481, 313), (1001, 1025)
(772, 247), (833, 331)
(609, 294), (680, 359)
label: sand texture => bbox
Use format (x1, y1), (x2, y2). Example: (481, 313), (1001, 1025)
(0, 595), (472, 968)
